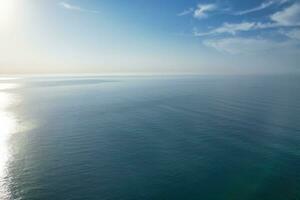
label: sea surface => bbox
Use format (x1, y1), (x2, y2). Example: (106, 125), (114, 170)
(0, 75), (299, 200)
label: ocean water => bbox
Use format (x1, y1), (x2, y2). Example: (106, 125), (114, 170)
(0, 75), (299, 200)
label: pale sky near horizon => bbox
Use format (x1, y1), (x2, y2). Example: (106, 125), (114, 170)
(1, 0), (300, 74)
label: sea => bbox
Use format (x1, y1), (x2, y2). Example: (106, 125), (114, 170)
(0, 75), (299, 200)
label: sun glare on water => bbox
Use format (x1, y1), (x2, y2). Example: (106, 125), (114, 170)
(0, 83), (20, 199)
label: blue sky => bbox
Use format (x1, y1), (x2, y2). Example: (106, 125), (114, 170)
(1, 0), (300, 74)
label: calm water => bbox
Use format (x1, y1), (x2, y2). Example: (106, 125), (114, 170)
(0, 75), (299, 200)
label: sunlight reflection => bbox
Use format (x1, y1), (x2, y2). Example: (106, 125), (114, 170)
(0, 77), (19, 81)
(0, 89), (19, 199)
(0, 83), (20, 90)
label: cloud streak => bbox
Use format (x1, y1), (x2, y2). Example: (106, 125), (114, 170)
(204, 37), (297, 54)
(180, 1), (300, 55)
(195, 22), (259, 36)
(271, 3), (300, 26)
(282, 29), (300, 40)
(234, 0), (289, 15)
(178, 3), (218, 19)
(235, 1), (274, 15)
(178, 8), (194, 16)
(194, 21), (281, 36)
(193, 4), (217, 19)
(194, 2), (300, 37)
(59, 1), (99, 13)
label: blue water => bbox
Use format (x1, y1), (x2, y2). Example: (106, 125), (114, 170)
(0, 75), (300, 200)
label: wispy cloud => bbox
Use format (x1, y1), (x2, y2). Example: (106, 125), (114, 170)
(178, 3), (218, 19)
(270, 3), (300, 26)
(193, 4), (217, 19)
(194, 2), (300, 37)
(194, 21), (279, 36)
(234, 0), (289, 15)
(59, 1), (99, 13)
(181, 1), (300, 55)
(203, 37), (296, 54)
(178, 8), (194, 16)
(235, 1), (274, 15)
(195, 22), (258, 36)
(282, 28), (300, 40)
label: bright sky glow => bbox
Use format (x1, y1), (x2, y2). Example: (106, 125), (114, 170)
(0, 0), (15, 29)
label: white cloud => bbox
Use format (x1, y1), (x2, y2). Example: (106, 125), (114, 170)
(190, 1), (300, 55)
(235, 0), (289, 15)
(193, 4), (217, 19)
(204, 37), (294, 54)
(235, 1), (274, 15)
(271, 3), (300, 26)
(283, 29), (300, 40)
(194, 21), (280, 36)
(59, 1), (99, 13)
(208, 2), (300, 36)
(195, 22), (258, 36)
(178, 8), (194, 16)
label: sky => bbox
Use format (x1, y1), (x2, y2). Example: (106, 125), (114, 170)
(0, 0), (300, 74)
